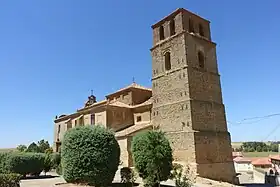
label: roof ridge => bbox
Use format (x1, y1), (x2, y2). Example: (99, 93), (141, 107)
(106, 82), (151, 97)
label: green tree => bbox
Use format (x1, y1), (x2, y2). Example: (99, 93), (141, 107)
(269, 143), (279, 152)
(132, 130), (173, 187)
(61, 125), (120, 186)
(26, 142), (40, 153)
(43, 153), (52, 175)
(37, 140), (50, 153)
(16, 145), (27, 152)
(256, 146), (262, 152)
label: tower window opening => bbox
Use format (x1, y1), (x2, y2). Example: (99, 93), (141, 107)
(170, 19), (175, 36)
(189, 19), (194, 33)
(164, 52), (171, 71)
(199, 24), (204, 36)
(159, 25), (164, 40)
(198, 51), (205, 68)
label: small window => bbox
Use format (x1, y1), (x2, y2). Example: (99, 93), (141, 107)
(170, 19), (175, 36)
(159, 25), (164, 40)
(164, 52), (171, 71)
(67, 122), (72, 129)
(123, 111), (125, 119)
(79, 116), (84, 126)
(198, 51), (205, 68)
(91, 114), (95, 125)
(75, 120), (77, 126)
(137, 116), (142, 122)
(58, 124), (61, 133)
(199, 24), (204, 36)
(189, 19), (194, 33)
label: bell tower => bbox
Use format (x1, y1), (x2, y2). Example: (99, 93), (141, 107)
(150, 8), (237, 183)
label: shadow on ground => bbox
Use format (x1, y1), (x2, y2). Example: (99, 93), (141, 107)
(21, 175), (59, 180)
(239, 183), (274, 187)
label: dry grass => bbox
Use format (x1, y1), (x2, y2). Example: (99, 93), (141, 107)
(242, 152), (279, 157)
(0, 148), (16, 153)
(231, 142), (243, 149)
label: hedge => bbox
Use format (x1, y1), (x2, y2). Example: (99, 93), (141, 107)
(0, 152), (10, 173)
(6, 153), (45, 176)
(61, 125), (120, 186)
(0, 173), (22, 187)
(132, 130), (173, 187)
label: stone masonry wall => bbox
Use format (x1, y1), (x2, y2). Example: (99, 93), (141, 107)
(151, 9), (236, 183)
(190, 100), (228, 132)
(132, 89), (152, 105)
(107, 106), (134, 131)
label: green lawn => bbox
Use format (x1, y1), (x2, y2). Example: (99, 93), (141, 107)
(242, 152), (279, 157)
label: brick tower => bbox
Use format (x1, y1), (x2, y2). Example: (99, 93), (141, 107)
(150, 8), (237, 183)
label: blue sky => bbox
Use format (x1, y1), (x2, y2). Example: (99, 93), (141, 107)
(0, 0), (279, 148)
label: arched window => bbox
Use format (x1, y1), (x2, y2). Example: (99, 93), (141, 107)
(198, 51), (205, 68)
(165, 52), (171, 71)
(199, 24), (204, 36)
(159, 25), (164, 40)
(170, 19), (175, 36)
(189, 19), (194, 33)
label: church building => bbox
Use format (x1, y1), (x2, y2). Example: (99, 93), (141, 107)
(54, 8), (237, 183)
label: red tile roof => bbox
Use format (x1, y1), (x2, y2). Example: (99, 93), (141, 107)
(233, 156), (252, 163)
(269, 154), (280, 161)
(106, 83), (151, 97)
(251, 157), (272, 166)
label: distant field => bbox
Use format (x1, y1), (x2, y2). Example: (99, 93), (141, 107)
(0, 148), (16, 153)
(232, 142), (243, 149)
(242, 152), (279, 157)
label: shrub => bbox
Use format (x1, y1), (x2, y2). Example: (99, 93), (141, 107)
(170, 163), (192, 187)
(0, 173), (22, 187)
(0, 152), (10, 173)
(56, 162), (62, 175)
(43, 153), (52, 175)
(132, 130), (173, 187)
(6, 153), (45, 177)
(51, 152), (61, 169)
(120, 167), (136, 184)
(61, 125), (120, 186)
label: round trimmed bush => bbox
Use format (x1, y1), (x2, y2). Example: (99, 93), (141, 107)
(132, 130), (173, 187)
(61, 125), (120, 186)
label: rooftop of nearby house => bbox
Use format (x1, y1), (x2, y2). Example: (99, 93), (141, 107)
(233, 156), (251, 163)
(232, 154), (273, 166)
(251, 157), (272, 166)
(269, 154), (280, 161)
